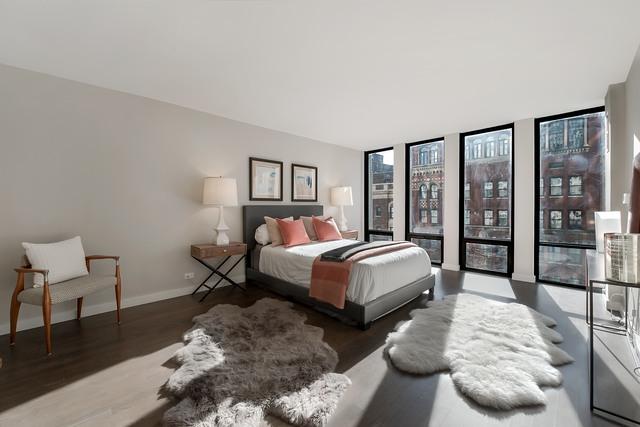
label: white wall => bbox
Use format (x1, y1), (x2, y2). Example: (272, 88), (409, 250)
(512, 119), (535, 282)
(606, 44), (640, 357)
(627, 45), (640, 358)
(392, 144), (405, 241)
(0, 64), (362, 334)
(442, 133), (460, 271)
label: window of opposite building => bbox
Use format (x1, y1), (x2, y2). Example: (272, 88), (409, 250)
(550, 210), (562, 229)
(498, 181), (508, 198)
(568, 210), (583, 229)
(498, 210), (508, 227)
(365, 148), (394, 241)
(405, 138), (444, 264)
(484, 182), (493, 198)
(484, 210), (494, 226)
(460, 124), (514, 276)
(535, 107), (606, 287)
(569, 176), (582, 196)
(550, 177), (562, 196)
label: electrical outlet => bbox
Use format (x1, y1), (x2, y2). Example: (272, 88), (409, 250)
(184, 272), (195, 280)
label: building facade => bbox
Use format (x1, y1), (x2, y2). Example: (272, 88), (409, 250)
(538, 112), (606, 285)
(408, 141), (444, 262)
(369, 152), (394, 233)
(462, 129), (512, 272)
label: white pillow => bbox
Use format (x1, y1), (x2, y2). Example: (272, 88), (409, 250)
(254, 224), (271, 245)
(22, 236), (89, 287)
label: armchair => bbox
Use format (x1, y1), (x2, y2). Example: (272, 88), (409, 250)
(10, 254), (122, 355)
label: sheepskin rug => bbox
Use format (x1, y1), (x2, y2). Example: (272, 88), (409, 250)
(163, 298), (351, 427)
(386, 293), (574, 410)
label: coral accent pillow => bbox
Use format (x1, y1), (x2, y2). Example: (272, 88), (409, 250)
(300, 215), (327, 240)
(264, 216), (293, 246)
(276, 219), (311, 247)
(312, 217), (342, 241)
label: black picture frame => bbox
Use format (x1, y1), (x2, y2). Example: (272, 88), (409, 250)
(249, 157), (283, 201)
(291, 163), (318, 202)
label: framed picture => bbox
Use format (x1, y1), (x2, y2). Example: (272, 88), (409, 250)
(250, 157), (283, 201)
(291, 163), (318, 202)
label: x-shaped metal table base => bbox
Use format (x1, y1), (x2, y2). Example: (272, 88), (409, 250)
(191, 255), (246, 302)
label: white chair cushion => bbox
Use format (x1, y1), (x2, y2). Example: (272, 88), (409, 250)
(17, 274), (117, 305)
(22, 236), (89, 287)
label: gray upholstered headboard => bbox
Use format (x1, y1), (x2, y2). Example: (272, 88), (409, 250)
(243, 204), (324, 252)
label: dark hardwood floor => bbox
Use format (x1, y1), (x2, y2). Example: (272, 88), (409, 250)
(1, 269), (637, 426)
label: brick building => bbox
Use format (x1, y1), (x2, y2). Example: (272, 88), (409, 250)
(538, 113), (606, 284)
(462, 130), (512, 272)
(408, 141), (444, 261)
(369, 153), (394, 232)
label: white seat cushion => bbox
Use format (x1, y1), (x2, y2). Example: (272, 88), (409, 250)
(18, 274), (117, 305)
(22, 236), (89, 287)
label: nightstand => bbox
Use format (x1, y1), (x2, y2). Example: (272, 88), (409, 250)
(190, 242), (247, 302)
(340, 230), (359, 240)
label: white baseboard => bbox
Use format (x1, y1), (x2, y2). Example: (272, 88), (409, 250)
(511, 273), (536, 283)
(441, 263), (460, 271)
(0, 273), (244, 336)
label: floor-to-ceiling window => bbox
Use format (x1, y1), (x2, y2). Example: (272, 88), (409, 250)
(365, 148), (394, 241)
(460, 125), (514, 275)
(406, 138), (444, 264)
(535, 107), (606, 287)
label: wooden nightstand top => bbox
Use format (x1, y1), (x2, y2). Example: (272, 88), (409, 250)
(340, 230), (359, 240)
(191, 242), (247, 259)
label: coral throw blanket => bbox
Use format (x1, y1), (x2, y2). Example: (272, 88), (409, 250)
(309, 241), (417, 309)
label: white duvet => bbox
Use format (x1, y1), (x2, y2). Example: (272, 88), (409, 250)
(258, 239), (431, 305)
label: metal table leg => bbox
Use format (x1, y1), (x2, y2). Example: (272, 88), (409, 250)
(192, 255), (247, 302)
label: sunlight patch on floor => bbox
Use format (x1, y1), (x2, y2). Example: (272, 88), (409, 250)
(0, 343), (181, 427)
(461, 272), (516, 300)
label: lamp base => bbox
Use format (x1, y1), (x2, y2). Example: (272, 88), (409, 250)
(216, 230), (230, 246)
(214, 205), (231, 246)
(337, 205), (348, 231)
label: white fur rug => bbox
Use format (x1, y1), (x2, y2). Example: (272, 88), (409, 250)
(386, 293), (574, 410)
(163, 298), (351, 426)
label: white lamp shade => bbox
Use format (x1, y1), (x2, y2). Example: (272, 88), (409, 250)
(331, 186), (353, 206)
(203, 177), (238, 206)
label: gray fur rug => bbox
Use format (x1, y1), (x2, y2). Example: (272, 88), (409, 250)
(386, 293), (574, 410)
(163, 298), (351, 426)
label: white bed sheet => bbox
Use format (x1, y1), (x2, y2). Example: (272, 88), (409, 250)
(258, 239), (431, 305)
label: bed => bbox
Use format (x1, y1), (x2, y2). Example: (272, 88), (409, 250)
(243, 205), (435, 329)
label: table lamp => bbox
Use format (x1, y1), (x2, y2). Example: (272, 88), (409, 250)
(331, 186), (353, 231)
(203, 177), (238, 245)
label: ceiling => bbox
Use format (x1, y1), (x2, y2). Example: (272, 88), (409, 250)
(1, 1), (639, 150)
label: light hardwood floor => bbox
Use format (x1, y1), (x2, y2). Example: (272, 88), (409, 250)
(1, 269), (637, 426)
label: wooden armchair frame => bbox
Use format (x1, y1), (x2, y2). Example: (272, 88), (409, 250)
(10, 255), (121, 355)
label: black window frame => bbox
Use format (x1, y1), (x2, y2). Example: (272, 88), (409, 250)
(459, 123), (515, 277)
(405, 137), (444, 265)
(534, 106), (605, 288)
(364, 147), (395, 241)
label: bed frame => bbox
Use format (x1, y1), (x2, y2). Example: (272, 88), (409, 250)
(243, 205), (435, 329)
